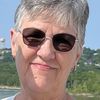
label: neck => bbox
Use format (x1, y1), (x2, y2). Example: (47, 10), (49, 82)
(15, 89), (71, 100)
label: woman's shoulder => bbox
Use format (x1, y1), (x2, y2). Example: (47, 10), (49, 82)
(1, 95), (15, 100)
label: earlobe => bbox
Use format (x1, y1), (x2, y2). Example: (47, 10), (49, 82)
(10, 29), (17, 59)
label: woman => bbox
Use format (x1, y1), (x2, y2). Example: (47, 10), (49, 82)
(2, 0), (89, 100)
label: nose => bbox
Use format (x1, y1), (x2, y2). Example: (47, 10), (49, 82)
(37, 37), (55, 61)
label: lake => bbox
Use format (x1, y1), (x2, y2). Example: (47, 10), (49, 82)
(0, 88), (19, 99)
(0, 89), (100, 100)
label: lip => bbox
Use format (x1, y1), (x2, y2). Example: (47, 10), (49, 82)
(30, 63), (56, 71)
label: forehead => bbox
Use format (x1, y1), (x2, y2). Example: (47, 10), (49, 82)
(21, 18), (76, 36)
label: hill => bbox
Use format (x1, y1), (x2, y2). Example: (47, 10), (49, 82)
(0, 47), (100, 94)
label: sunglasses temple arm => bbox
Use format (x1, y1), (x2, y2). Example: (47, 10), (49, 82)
(13, 29), (21, 41)
(76, 39), (83, 49)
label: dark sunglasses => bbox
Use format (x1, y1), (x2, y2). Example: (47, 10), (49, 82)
(18, 28), (78, 52)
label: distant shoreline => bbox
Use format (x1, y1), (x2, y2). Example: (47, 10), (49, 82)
(0, 85), (20, 89)
(0, 86), (100, 98)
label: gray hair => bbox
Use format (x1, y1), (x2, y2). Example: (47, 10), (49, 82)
(14, 0), (89, 45)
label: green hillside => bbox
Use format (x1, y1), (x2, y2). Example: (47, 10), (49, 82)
(0, 48), (100, 94)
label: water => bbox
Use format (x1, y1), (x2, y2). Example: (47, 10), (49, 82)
(0, 89), (100, 100)
(0, 89), (19, 99)
(74, 95), (100, 100)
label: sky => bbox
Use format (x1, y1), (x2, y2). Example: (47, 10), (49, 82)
(0, 0), (100, 50)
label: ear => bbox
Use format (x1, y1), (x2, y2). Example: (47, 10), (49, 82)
(10, 28), (17, 59)
(71, 46), (83, 72)
(75, 46), (83, 64)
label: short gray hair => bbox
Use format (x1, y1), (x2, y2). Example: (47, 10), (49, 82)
(14, 0), (89, 45)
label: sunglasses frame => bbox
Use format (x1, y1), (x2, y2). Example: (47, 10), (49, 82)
(17, 28), (79, 52)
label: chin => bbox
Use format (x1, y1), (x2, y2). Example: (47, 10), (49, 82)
(26, 80), (54, 93)
(22, 65), (58, 93)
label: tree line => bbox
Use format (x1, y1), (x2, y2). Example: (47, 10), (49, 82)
(0, 47), (100, 95)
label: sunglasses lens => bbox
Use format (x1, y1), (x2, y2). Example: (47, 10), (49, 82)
(22, 28), (76, 52)
(53, 34), (76, 52)
(22, 28), (45, 47)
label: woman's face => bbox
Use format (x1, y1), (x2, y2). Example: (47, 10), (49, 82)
(11, 19), (81, 93)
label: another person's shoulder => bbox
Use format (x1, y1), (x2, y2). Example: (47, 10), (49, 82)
(1, 96), (15, 100)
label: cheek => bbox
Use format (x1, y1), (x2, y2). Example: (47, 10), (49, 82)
(16, 34), (38, 61)
(55, 52), (77, 84)
(17, 43), (39, 62)
(15, 45), (38, 80)
(22, 47), (38, 61)
(51, 53), (75, 85)
(56, 52), (76, 72)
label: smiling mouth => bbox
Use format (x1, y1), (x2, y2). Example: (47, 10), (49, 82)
(30, 63), (56, 71)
